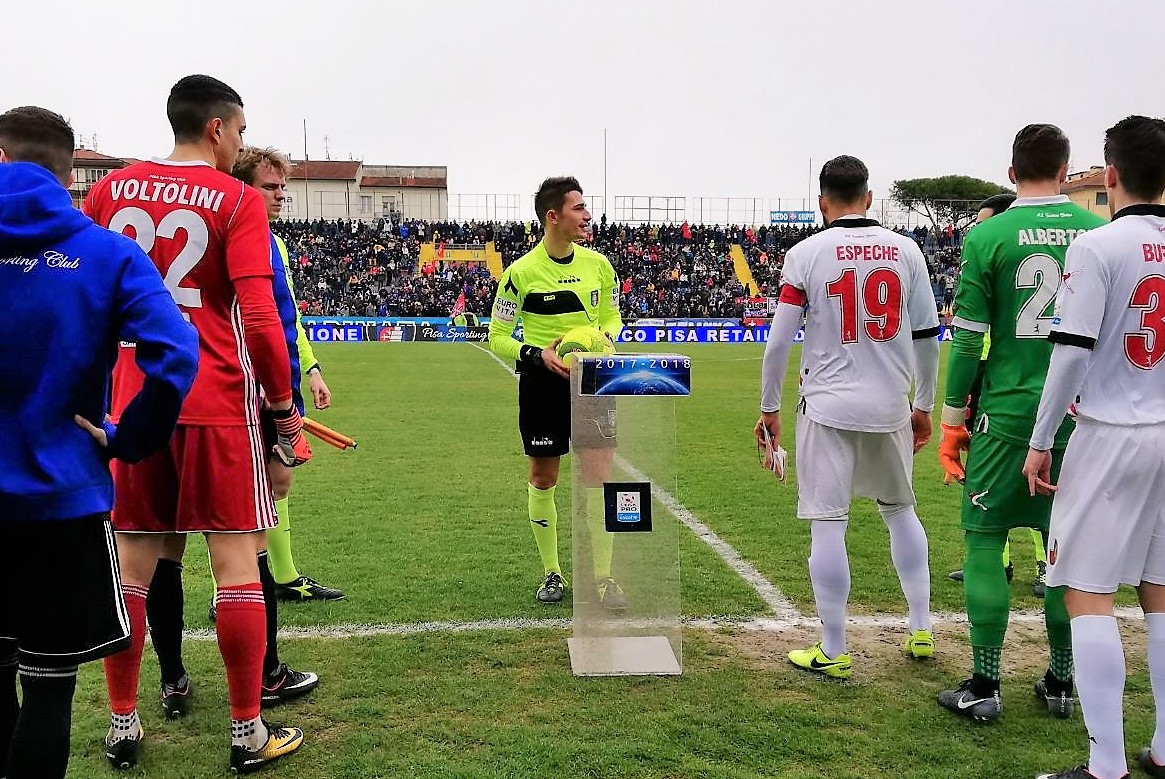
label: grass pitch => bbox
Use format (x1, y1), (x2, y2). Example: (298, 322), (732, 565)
(62, 342), (1150, 778)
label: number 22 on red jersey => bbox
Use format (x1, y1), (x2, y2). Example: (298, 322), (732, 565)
(107, 207), (207, 319)
(84, 160), (272, 425)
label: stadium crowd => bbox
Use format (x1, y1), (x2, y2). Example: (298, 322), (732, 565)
(274, 217), (964, 320)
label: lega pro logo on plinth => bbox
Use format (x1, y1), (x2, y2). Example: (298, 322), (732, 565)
(603, 482), (652, 533)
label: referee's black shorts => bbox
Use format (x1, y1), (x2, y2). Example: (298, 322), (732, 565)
(517, 364), (617, 458)
(0, 513), (129, 666)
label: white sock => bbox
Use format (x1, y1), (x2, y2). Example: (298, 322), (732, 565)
(1072, 615), (1127, 779)
(107, 710), (141, 743)
(1147, 612), (1165, 763)
(231, 716), (269, 751)
(880, 504), (932, 632)
(808, 519), (850, 658)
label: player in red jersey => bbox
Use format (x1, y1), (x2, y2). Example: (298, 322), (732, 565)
(84, 75), (308, 773)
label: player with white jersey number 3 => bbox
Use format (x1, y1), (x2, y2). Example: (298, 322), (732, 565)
(83, 75), (307, 773)
(756, 155), (940, 680)
(1024, 116), (1165, 779)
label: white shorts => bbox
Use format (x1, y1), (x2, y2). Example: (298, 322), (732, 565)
(794, 415), (916, 520)
(1046, 419), (1165, 593)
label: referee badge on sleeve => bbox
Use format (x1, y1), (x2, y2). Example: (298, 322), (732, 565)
(591, 289), (600, 307)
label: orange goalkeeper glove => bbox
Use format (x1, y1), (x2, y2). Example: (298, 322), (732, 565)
(938, 404), (970, 484)
(271, 406), (313, 467)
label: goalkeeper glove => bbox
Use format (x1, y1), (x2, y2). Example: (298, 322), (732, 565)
(938, 404), (970, 484)
(271, 406), (313, 467)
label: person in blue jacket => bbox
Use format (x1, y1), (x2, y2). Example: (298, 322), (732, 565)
(0, 106), (198, 779)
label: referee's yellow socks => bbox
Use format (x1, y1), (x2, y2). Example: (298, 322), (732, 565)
(586, 487), (614, 581)
(528, 484), (561, 575)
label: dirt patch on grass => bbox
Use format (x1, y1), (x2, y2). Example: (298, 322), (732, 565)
(703, 615), (1149, 679)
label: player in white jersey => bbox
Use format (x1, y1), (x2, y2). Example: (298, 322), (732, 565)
(1024, 116), (1165, 779)
(757, 155), (941, 678)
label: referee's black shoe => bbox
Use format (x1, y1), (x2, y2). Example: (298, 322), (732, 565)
(536, 571), (566, 603)
(596, 577), (629, 612)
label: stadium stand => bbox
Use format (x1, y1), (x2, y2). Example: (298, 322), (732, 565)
(275, 218), (960, 320)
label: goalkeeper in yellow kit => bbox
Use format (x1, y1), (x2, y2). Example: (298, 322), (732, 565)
(487, 176), (625, 607)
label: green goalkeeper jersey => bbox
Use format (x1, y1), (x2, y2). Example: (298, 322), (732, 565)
(488, 240), (623, 362)
(947, 196), (1106, 447)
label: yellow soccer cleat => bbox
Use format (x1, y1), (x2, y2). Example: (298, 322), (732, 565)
(230, 721), (304, 774)
(904, 629), (936, 659)
(788, 642), (852, 679)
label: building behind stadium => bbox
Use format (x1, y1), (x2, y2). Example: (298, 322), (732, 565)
(68, 148), (449, 222)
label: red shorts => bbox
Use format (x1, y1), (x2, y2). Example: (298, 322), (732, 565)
(111, 424), (276, 534)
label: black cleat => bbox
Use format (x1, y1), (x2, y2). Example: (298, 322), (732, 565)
(1036, 765), (1124, 779)
(947, 564), (1013, 584)
(209, 604), (217, 624)
(275, 575), (345, 602)
(1034, 670), (1074, 719)
(261, 664), (319, 707)
(229, 720), (304, 774)
(1137, 748), (1165, 778)
(1033, 560), (1048, 598)
(937, 676), (1002, 722)
(160, 674), (193, 719)
(536, 572), (566, 604)
(104, 726), (143, 771)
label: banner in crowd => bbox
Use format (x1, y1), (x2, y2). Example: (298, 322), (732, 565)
(305, 322), (491, 343)
(770, 210), (816, 225)
(303, 317), (461, 326)
(304, 318), (958, 344)
(616, 325), (774, 343)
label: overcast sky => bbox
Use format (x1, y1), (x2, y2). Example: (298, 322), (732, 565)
(5, 0), (1162, 212)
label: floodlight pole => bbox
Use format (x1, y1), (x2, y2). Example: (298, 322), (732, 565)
(603, 128), (608, 219)
(303, 119), (310, 221)
(807, 156), (813, 211)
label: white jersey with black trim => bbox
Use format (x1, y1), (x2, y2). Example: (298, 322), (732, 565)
(778, 216), (939, 432)
(1049, 204), (1165, 426)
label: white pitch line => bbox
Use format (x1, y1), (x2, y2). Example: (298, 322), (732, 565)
(470, 341), (521, 376)
(182, 618), (571, 640)
(470, 343), (797, 617)
(614, 457), (798, 618)
(173, 605), (1148, 642)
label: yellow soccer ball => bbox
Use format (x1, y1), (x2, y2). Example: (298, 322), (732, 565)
(555, 326), (613, 364)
